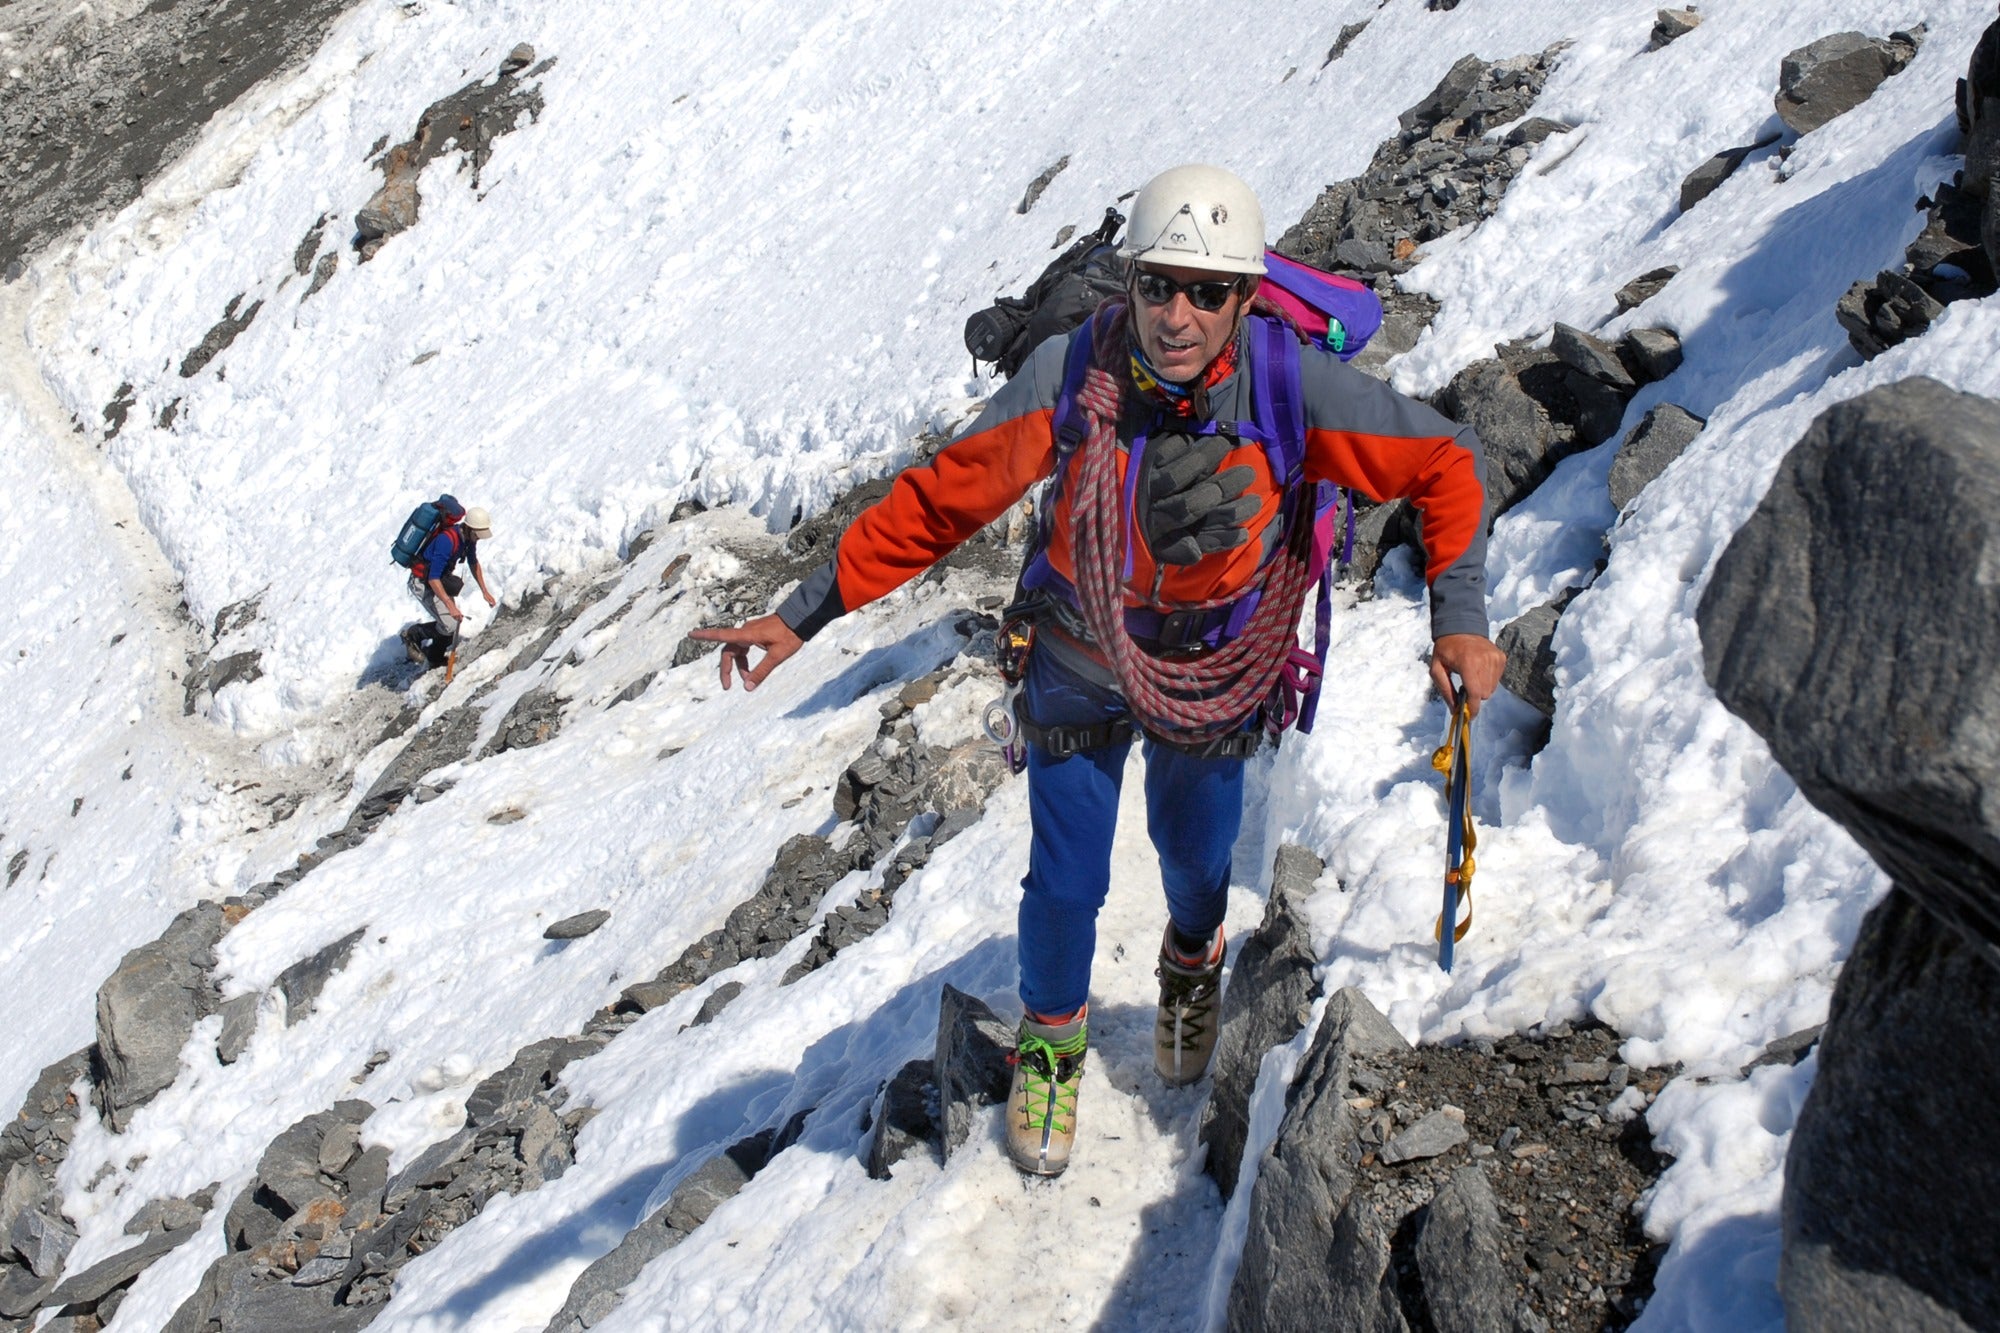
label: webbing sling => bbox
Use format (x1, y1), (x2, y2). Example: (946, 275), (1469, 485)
(1432, 693), (1477, 971)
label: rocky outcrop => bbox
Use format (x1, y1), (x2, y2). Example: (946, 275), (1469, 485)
(1431, 321), (1681, 523)
(1700, 379), (2000, 959)
(1647, 9), (1701, 52)
(178, 297), (265, 380)
(861, 984), (1013, 1178)
(1776, 29), (1924, 137)
(352, 48), (550, 262)
(540, 1122), (799, 1333)
(172, 1037), (601, 1332)
(1279, 46), (1565, 280)
(1700, 378), (2000, 1331)
(94, 903), (227, 1130)
(1679, 136), (1779, 214)
(1231, 996), (1670, 1332)
(1496, 585), (1584, 720)
(1608, 403), (1707, 511)
(1200, 844), (1324, 1196)
(1229, 988), (1411, 1331)
(1837, 182), (1996, 360)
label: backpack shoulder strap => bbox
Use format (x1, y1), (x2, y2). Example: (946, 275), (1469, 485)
(1247, 314), (1307, 487)
(1048, 309), (1103, 454)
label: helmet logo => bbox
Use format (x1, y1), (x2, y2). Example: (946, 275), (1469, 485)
(1211, 204), (1229, 225)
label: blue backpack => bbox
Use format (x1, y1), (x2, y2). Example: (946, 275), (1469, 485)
(390, 494), (464, 574)
(1022, 262), (1383, 736)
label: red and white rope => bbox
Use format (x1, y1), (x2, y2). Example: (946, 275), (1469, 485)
(1066, 308), (1315, 744)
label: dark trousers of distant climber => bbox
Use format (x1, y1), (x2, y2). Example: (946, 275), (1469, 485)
(410, 573), (464, 665)
(1017, 649), (1242, 1019)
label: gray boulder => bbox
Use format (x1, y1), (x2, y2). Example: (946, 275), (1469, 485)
(1776, 894), (2000, 1332)
(1609, 403), (1707, 510)
(1200, 843), (1324, 1196)
(934, 986), (1014, 1157)
(1229, 988), (1411, 1331)
(1680, 142), (1764, 213)
(1433, 357), (1556, 517)
(1836, 271), (1947, 359)
(1622, 327), (1684, 383)
(1614, 265), (1679, 312)
(1776, 31), (1921, 136)
(1551, 323), (1635, 392)
(1416, 1165), (1512, 1333)
(1648, 9), (1701, 51)
(1700, 378), (2000, 960)
(1380, 1109), (1470, 1165)
(95, 902), (227, 1130)
(865, 1059), (936, 1179)
(543, 910), (610, 940)
(275, 927), (366, 1026)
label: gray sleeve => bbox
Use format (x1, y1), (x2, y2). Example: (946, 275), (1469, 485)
(1300, 351), (1491, 640)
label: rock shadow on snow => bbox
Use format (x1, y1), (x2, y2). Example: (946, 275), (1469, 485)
(423, 1067), (797, 1324)
(782, 614), (983, 719)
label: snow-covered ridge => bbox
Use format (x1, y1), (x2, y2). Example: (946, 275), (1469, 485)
(1, 0), (1998, 1330)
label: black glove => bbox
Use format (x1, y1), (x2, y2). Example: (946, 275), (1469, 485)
(1141, 431), (1260, 566)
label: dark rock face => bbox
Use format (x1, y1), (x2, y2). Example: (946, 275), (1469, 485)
(1648, 9), (1701, 51)
(1279, 47), (1564, 280)
(1200, 844), (1324, 1197)
(94, 903), (227, 1129)
(1701, 377), (2000, 1328)
(1414, 1165), (1512, 1332)
(1680, 140), (1771, 214)
(1229, 988), (1410, 1331)
(0, 0), (363, 271)
(932, 985), (1014, 1159)
(1778, 893), (2000, 1332)
(1700, 378), (2000, 963)
(865, 1060), (937, 1179)
(1496, 586), (1582, 719)
(1776, 29), (1923, 136)
(1608, 403), (1706, 511)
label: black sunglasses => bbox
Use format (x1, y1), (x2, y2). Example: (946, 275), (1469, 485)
(1131, 269), (1242, 312)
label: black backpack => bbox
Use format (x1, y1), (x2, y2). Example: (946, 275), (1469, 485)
(963, 208), (1129, 378)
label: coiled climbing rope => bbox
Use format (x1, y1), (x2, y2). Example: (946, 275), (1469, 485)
(1065, 307), (1318, 745)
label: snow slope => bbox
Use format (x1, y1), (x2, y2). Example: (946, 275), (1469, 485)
(3, 0), (1998, 1329)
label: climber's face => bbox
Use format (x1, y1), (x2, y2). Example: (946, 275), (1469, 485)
(1129, 263), (1256, 383)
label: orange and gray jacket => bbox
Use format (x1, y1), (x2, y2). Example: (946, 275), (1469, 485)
(777, 327), (1490, 646)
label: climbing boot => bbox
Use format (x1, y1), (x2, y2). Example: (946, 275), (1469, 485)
(400, 624), (431, 665)
(1006, 1010), (1087, 1177)
(1155, 925), (1225, 1086)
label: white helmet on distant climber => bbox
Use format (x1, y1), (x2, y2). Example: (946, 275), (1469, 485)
(463, 507), (493, 539)
(1118, 164), (1267, 276)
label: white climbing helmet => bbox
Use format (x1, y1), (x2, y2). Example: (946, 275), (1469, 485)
(1118, 164), (1267, 276)
(463, 507), (493, 538)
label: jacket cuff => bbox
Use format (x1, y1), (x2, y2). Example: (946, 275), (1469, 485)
(777, 562), (847, 641)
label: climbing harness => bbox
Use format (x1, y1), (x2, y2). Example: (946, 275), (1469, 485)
(1431, 690), (1477, 972)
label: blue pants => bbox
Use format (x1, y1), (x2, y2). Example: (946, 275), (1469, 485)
(1018, 650), (1245, 1018)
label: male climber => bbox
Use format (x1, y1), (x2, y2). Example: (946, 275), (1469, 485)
(692, 165), (1502, 1176)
